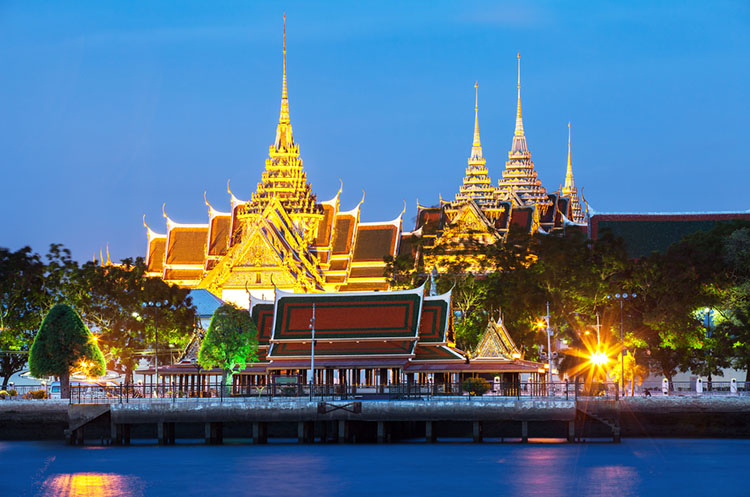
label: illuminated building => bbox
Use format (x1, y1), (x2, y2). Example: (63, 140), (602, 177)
(414, 54), (587, 271)
(149, 285), (544, 388)
(144, 17), (403, 308)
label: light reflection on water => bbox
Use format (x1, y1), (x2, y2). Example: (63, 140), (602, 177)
(40, 473), (142, 497)
(2, 439), (749, 497)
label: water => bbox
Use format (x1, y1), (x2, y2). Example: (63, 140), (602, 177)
(1, 439), (747, 497)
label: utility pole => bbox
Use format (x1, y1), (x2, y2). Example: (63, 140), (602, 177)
(545, 302), (553, 396)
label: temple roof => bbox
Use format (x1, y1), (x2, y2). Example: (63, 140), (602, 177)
(473, 316), (521, 360)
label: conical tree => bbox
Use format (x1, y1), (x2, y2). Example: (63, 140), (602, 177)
(198, 304), (258, 389)
(29, 304), (106, 398)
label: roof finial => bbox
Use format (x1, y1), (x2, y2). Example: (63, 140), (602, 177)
(515, 52), (524, 136)
(564, 121), (575, 190)
(471, 81), (482, 159)
(280, 13), (289, 125)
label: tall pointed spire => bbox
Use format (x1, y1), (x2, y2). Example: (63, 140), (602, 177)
(564, 121), (574, 190)
(510, 52), (528, 154)
(562, 121), (584, 222)
(250, 14), (320, 218)
(274, 13), (294, 150)
(471, 81), (482, 159)
(279, 12), (289, 125)
(496, 52), (548, 207)
(456, 82), (494, 206)
(515, 52), (524, 136)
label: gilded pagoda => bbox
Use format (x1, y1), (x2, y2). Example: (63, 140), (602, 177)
(144, 18), (403, 308)
(415, 53), (587, 271)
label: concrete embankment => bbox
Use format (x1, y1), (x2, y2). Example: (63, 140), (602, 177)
(0, 400), (69, 440)
(619, 397), (750, 438)
(2, 397), (750, 442)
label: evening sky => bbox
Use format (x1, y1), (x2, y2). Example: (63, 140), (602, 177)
(1, 1), (748, 262)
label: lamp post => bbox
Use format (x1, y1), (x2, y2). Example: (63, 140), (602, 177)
(309, 304), (316, 390)
(607, 293), (636, 395)
(146, 300), (167, 397)
(541, 302), (553, 396)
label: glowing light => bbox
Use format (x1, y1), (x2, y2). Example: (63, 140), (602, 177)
(590, 351), (608, 367)
(511, 352), (521, 359)
(41, 473), (140, 497)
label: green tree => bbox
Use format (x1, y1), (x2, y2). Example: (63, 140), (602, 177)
(75, 258), (196, 385)
(29, 304), (106, 398)
(715, 227), (750, 381)
(0, 247), (47, 389)
(198, 304), (258, 387)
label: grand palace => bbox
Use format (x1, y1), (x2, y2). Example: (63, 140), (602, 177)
(143, 25), (586, 308)
(138, 19), (750, 388)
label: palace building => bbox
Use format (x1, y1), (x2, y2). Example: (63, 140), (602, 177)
(144, 19), (404, 308)
(148, 285), (545, 390)
(414, 53), (587, 271)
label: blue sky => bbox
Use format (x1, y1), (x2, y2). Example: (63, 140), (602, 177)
(1, 1), (748, 262)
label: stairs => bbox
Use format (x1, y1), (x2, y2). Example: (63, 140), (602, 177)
(576, 399), (621, 442)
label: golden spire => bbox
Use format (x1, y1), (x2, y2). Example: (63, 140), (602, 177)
(471, 81), (482, 159)
(280, 13), (289, 125)
(515, 52), (524, 136)
(274, 13), (294, 150)
(564, 121), (574, 191)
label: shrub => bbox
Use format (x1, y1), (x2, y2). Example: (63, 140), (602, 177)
(9, 389), (18, 397)
(462, 377), (491, 396)
(0, 390), (8, 399)
(22, 389), (47, 399)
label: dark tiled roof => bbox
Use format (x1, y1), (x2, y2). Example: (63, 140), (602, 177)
(509, 207), (533, 231)
(416, 207), (443, 233)
(590, 213), (750, 258)
(352, 225), (397, 262)
(338, 282), (389, 292)
(147, 238), (166, 273)
(207, 215), (231, 256)
(349, 266), (387, 279)
(314, 204), (335, 247)
(331, 215), (354, 255)
(166, 227), (208, 265)
(329, 259), (349, 271)
(398, 233), (417, 258)
(164, 268), (203, 281)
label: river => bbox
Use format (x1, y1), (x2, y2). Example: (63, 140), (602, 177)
(1, 439), (747, 497)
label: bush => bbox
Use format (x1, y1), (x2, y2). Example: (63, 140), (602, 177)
(462, 377), (491, 396)
(22, 390), (47, 399)
(0, 390), (8, 399)
(9, 389), (18, 397)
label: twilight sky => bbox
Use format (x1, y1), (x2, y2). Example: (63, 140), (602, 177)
(1, 1), (748, 262)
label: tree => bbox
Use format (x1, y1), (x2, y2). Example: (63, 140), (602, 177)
(29, 304), (106, 398)
(198, 304), (258, 387)
(715, 227), (750, 382)
(75, 258), (196, 385)
(0, 247), (47, 389)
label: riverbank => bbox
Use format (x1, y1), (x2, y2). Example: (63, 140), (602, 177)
(2, 397), (750, 442)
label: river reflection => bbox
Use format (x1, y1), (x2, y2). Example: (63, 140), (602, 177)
(40, 473), (142, 497)
(3, 439), (749, 497)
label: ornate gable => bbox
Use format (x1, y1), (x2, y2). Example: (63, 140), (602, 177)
(473, 317), (520, 360)
(199, 198), (325, 297)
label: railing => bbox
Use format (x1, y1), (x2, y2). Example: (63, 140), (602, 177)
(0, 384), (50, 398)
(634, 380), (750, 397)
(68, 380), (621, 404)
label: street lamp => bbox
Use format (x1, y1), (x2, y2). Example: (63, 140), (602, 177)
(606, 292), (636, 395)
(309, 304), (316, 389)
(537, 302), (554, 396)
(145, 299), (168, 396)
